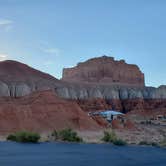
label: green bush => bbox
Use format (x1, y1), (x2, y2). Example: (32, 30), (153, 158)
(7, 131), (40, 143)
(113, 139), (127, 146)
(151, 142), (159, 147)
(51, 130), (58, 140)
(139, 141), (151, 145)
(159, 138), (166, 147)
(139, 141), (159, 146)
(52, 129), (83, 142)
(102, 131), (117, 142)
(102, 130), (127, 146)
(7, 134), (17, 141)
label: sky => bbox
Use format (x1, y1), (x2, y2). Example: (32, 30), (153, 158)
(0, 0), (165, 87)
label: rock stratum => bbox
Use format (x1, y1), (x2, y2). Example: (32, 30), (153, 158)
(0, 58), (165, 100)
(62, 56), (145, 87)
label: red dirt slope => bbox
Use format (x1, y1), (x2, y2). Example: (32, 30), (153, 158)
(0, 90), (102, 135)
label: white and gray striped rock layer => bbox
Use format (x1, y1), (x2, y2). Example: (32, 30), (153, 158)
(55, 83), (166, 100)
(1, 80), (166, 100)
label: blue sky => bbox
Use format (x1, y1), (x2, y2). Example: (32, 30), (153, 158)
(0, 0), (165, 87)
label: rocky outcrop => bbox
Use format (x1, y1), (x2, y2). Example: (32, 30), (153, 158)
(62, 56), (145, 87)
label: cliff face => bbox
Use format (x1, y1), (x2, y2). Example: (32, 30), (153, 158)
(62, 56), (145, 87)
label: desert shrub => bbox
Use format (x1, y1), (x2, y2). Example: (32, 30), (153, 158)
(113, 139), (127, 146)
(139, 141), (151, 145)
(139, 141), (158, 146)
(102, 131), (117, 142)
(51, 130), (58, 140)
(58, 129), (83, 142)
(151, 142), (159, 147)
(159, 138), (166, 147)
(7, 134), (17, 141)
(7, 131), (40, 143)
(52, 129), (83, 142)
(102, 130), (126, 146)
(139, 141), (148, 145)
(102, 131), (110, 142)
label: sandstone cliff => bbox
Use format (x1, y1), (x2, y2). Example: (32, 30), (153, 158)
(62, 56), (145, 87)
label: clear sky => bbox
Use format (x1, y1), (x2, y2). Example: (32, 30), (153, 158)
(0, 0), (165, 87)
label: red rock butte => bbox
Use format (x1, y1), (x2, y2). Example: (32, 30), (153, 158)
(62, 56), (145, 87)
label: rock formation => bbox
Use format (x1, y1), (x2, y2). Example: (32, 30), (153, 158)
(0, 59), (165, 100)
(62, 56), (145, 87)
(0, 57), (165, 136)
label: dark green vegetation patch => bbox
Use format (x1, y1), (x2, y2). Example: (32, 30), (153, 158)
(7, 131), (40, 143)
(102, 130), (127, 146)
(52, 128), (83, 142)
